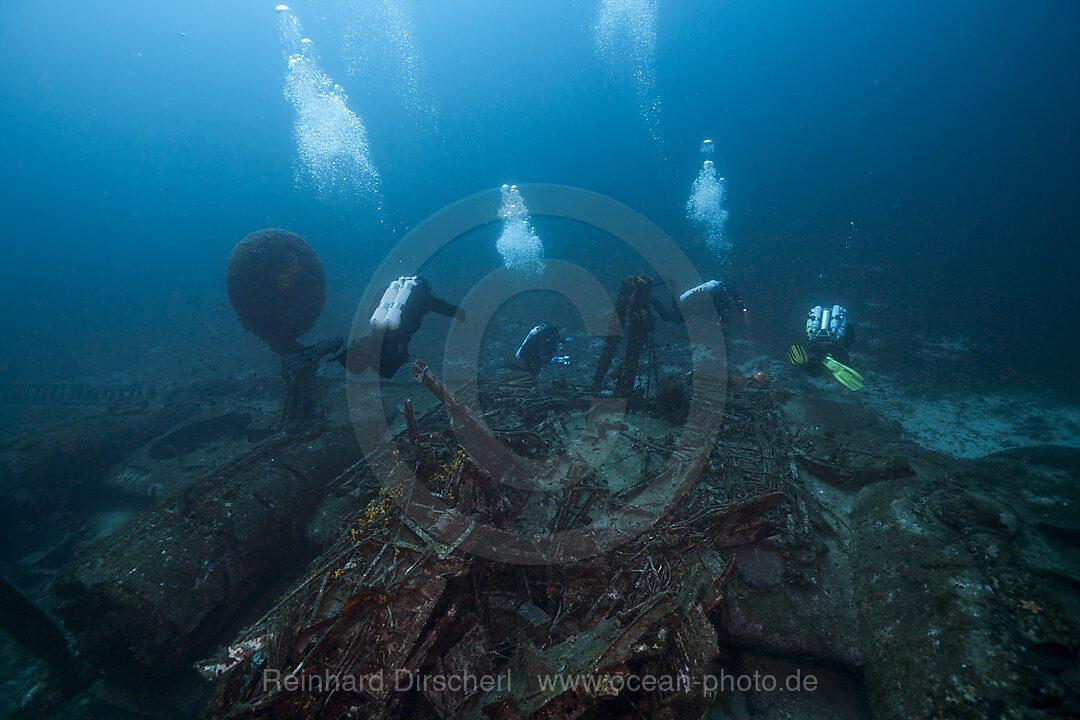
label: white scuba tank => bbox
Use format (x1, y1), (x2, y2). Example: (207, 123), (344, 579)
(370, 276), (419, 330)
(830, 305), (847, 340)
(515, 325), (544, 361)
(370, 279), (403, 329)
(807, 305), (824, 337)
(384, 276), (418, 331)
(821, 306), (832, 335)
(680, 280), (721, 304)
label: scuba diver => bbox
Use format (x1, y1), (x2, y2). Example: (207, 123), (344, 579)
(788, 304), (865, 391)
(331, 276), (465, 378)
(505, 323), (570, 375)
(651, 279), (746, 325)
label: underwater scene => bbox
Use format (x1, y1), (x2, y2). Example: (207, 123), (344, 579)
(1, 0), (1078, 717)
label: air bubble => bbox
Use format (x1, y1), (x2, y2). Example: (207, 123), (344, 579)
(595, 0), (662, 144)
(496, 185), (544, 279)
(276, 6), (381, 210)
(687, 160), (730, 258)
(340, 0), (436, 118)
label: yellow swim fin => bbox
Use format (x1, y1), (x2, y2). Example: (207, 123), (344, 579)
(788, 344), (808, 365)
(823, 356), (865, 391)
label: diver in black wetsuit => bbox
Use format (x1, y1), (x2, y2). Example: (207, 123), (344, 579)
(506, 323), (568, 375)
(788, 304), (865, 391)
(651, 279), (746, 324)
(331, 276), (465, 378)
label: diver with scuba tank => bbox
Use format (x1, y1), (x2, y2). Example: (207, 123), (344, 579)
(788, 304), (866, 391)
(651, 279), (747, 325)
(331, 276), (466, 378)
(506, 323), (571, 375)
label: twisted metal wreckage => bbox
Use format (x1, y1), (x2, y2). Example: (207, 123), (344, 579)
(18, 252), (1077, 717)
(197, 276), (793, 719)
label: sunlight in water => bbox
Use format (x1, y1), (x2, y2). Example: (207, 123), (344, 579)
(687, 160), (730, 257)
(595, 0), (662, 144)
(496, 184), (545, 279)
(276, 6), (382, 210)
(340, 0), (437, 119)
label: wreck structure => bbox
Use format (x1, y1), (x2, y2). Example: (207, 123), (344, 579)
(2, 273), (1076, 719)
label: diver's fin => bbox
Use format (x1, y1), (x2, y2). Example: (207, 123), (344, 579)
(823, 356), (865, 391)
(283, 336), (344, 374)
(788, 344), (808, 365)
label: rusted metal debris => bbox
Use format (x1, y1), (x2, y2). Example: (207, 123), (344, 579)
(52, 423), (363, 681)
(591, 275), (655, 396)
(413, 360), (526, 485)
(203, 364), (794, 719)
(613, 276), (655, 397)
(403, 399), (422, 447)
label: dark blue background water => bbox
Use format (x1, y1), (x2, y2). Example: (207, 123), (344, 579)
(1, 0), (1077, 389)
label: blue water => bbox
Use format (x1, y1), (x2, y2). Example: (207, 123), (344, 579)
(1, 0), (1078, 388)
